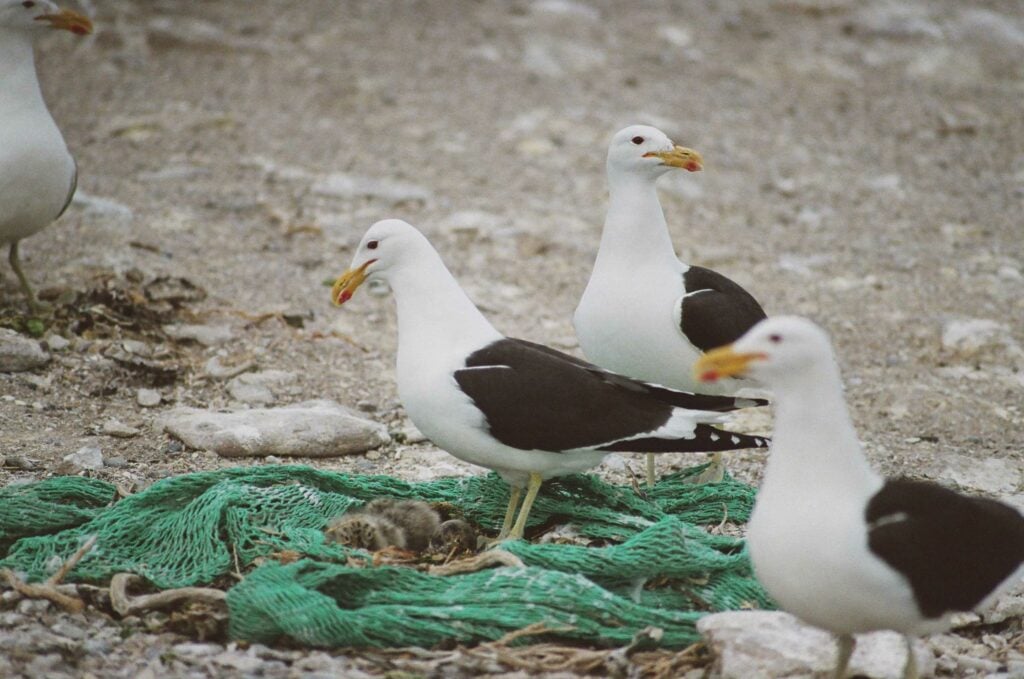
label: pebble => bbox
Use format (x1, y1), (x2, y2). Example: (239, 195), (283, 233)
(159, 400), (390, 457)
(70, 190), (134, 219)
(226, 370), (297, 405)
(136, 389), (162, 408)
(311, 172), (431, 205)
(62, 446), (104, 471)
(104, 456), (128, 469)
(101, 418), (141, 438)
(43, 334), (70, 352)
(698, 611), (935, 679)
(941, 318), (1021, 361)
(0, 328), (50, 372)
(162, 324), (234, 347)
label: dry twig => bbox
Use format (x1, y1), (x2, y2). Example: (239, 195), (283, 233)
(0, 535), (97, 613)
(109, 573), (226, 617)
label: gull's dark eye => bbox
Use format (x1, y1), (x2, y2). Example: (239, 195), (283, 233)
(631, 136), (644, 145)
(769, 334), (782, 344)
(366, 240), (379, 250)
(22, 1), (36, 8)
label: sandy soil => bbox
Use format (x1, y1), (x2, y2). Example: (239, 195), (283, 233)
(1, 0), (1022, 676)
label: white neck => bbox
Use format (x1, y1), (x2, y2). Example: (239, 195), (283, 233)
(764, 361), (880, 494)
(0, 29), (48, 117)
(387, 246), (502, 367)
(594, 169), (681, 271)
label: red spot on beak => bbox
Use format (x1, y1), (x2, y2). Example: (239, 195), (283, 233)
(338, 290), (352, 304)
(685, 161), (701, 172)
(700, 370), (720, 383)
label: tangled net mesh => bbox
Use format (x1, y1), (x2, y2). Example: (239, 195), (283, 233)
(0, 464), (770, 648)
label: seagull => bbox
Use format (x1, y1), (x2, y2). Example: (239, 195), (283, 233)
(0, 1), (92, 313)
(695, 316), (1024, 679)
(574, 125), (769, 486)
(331, 219), (768, 540)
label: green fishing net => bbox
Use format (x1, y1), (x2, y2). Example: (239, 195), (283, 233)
(0, 464), (770, 648)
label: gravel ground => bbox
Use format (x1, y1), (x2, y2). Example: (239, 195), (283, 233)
(1, 0), (1023, 676)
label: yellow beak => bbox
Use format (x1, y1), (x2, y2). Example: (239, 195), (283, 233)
(36, 8), (93, 35)
(330, 259), (376, 306)
(693, 345), (765, 383)
(643, 145), (703, 172)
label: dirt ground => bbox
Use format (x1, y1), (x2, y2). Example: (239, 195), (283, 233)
(1, 0), (1023, 676)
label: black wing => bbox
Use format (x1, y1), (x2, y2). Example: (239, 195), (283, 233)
(866, 478), (1024, 619)
(454, 338), (768, 453)
(511, 339), (767, 413)
(679, 266), (767, 352)
(55, 159), (78, 221)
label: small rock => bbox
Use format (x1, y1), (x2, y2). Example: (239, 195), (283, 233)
(120, 339), (152, 356)
(101, 419), (141, 439)
(173, 642), (223, 657)
(311, 173), (431, 205)
(159, 400), (390, 457)
(941, 318), (1022, 362)
(104, 456), (128, 469)
(0, 328), (50, 372)
(397, 424), (428, 444)
(213, 650), (263, 672)
(226, 370), (296, 405)
(698, 611), (935, 679)
(847, 4), (943, 40)
(137, 389), (162, 408)
(983, 581), (1024, 624)
(62, 446), (104, 471)
(71, 190), (134, 219)
(5, 455), (37, 470)
(939, 455), (1021, 496)
(50, 621), (87, 640)
(162, 324), (233, 347)
(43, 334), (70, 352)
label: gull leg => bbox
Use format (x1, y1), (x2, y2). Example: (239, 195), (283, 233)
(496, 485), (523, 540)
(507, 472), (542, 540)
(833, 633), (855, 679)
(645, 453), (656, 488)
(902, 635), (918, 679)
(8, 241), (45, 315)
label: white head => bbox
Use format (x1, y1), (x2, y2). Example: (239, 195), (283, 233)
(0, 0), (92, 35)
(694, 316), (838, 388)
(331, 219), (433, 305)
(606, 124), (703, 181)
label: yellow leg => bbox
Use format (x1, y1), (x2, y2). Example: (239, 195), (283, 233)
(833, 634), (855, 679)
(8, 241), (45, 315)
(508, 472), (543, 540)
(496, 485), (523, 540)
(645, 453), (656, 488)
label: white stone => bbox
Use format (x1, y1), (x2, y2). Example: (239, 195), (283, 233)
(698, 610), (935, 679)
(0, 329), (49, 373)
(159, 400), (390, 457)
(137, 388), (162, 408)
(941, 318), (1022, 361)
(63, 446), (104, 471)
(226, 370), (296, 405)
(70, 190), (134, 219)
(101, 419), (140, 438)
(532, 0), (600, 21)
(311, 173), (431, 205)
(162, 324), (234, 347)
(43, 335), (70, 352)
(939, 454), (1021, 496)
(849, 3), (943, 40)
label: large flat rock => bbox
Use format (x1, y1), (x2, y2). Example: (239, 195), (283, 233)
(160, 399), (390, 457)
(698, 611), (935, 679)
